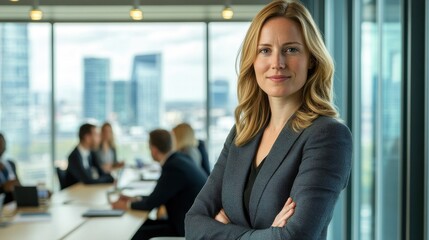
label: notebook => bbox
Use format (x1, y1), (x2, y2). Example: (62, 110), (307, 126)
(82, 209), (125, 217)
(0, 193), (5, 216)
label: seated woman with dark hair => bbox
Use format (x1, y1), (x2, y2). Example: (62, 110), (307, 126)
(0, 133), (21, 204)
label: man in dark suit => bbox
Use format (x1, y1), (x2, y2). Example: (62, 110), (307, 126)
(0, 133), (20, 203)
(112, 129), (207, 240)
(64, 123), (113, 188)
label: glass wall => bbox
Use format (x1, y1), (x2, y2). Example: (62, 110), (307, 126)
(54, 23), (206, 168)
(208, 22), (249, 166)
(0, 23), (52, 187)
(354, 0), (403, 239)
(325, 0), (348, 239)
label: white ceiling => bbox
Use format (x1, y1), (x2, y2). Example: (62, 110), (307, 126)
(0, 0), (266, 21)
(0, 0), (267, 5)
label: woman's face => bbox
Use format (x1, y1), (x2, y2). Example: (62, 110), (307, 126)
(102, 125), (112, 140)
(254, 17), (311, 100)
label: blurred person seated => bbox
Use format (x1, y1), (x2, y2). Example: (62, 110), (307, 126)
(96, 122), (124, 173)
(64, 123), (114, 188)
(197, 139), (210, 175)
(172, 123), (210, 176)
(0, 133), (20, 203)
(112, 129), (207, 240)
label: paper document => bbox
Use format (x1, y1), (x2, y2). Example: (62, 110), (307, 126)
(121, 181), (157, 197)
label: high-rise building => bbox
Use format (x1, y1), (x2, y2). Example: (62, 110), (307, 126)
(131, 53), (162, 131)
(211, 80), (229, 109)
(0, 23), (30, 160)
(83, 57), (110, 122)
(113, 80), (131, 125)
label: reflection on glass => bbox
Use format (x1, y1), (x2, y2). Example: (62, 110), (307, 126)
(358, 0), (402, 239)
(208, 22), (250, 167)
(0, 23), (52, 187)
(54, 23), (206, 167)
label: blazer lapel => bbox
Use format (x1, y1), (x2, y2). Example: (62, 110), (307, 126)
(248, 120), (303, 225)
(223, 129), (264, 227)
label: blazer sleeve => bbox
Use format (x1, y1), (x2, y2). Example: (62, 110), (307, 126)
(131, 163), (185, 211)
(185, 127), (251, 240)
(68, 152), (113, 184)
(238, 120), (352, 239)
(8, 160), (20, 183)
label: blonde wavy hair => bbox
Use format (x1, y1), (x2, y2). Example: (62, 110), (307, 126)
(234, 0), (337, 146)
(101, 122), (115, 149)
(172, 123), (198, 150)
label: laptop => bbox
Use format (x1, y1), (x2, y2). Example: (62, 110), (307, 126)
(0, 193), (5, 215)
(14, 186), (39, 207)
(82, 209), (125, 218)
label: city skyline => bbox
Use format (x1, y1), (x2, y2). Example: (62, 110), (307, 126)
(0, 23), (30, 159)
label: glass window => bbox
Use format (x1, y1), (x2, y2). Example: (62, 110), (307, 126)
(325, 0), (348, 239)
(54, 23), (206, 167)
(0, 23), (52, 187)
(354, 0), (403, 239)
(208, 22), (250, 167)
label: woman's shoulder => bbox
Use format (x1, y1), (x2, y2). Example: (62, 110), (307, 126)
(304, 115), (351, 137)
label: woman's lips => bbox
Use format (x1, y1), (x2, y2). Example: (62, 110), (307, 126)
(267, 75), (291, 82)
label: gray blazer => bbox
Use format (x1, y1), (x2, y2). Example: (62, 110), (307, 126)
(185, 116), (352, 240)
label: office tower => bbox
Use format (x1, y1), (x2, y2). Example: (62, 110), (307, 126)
(113, 80), (130, 125)
(131, 53), (162, 131)
(210, 79), (229, 109)
(0, 23), (30, 159)
(83, 57), (111, 122)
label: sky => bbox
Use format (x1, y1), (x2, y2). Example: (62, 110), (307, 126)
(28, 22), (250, 102)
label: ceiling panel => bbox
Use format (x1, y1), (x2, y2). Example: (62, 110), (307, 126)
(0, 0), (268, 6)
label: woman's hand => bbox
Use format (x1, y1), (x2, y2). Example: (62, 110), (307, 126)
(272, 197), (296, 227)
(215, 209), (230, 224)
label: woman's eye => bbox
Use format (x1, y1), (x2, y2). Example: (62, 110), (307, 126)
(285, 47), (299, 53)
(259, 48), (270, 54)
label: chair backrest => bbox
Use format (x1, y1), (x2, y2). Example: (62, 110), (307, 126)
(56, 167), (68, 190)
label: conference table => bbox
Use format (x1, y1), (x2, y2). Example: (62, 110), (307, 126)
(0, 183), (149, 240)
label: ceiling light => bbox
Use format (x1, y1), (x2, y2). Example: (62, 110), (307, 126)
(130, 0), (143, 21)
(29, 0), (43, 21)
(221, 1), (234, 20)
(29, 8), (43, 21)
(10, 0), (19, 2)
(222, 7), (234, 20)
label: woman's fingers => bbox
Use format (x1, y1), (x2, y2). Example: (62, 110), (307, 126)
(272, 198), (296, 227)
(214, 208), (230, 224)
(276, 208), (295, 227)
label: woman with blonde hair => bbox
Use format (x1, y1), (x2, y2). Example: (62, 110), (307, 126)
(172, 123), (210, 175)
(97, 122), (124, 173)
(185, 1), (352, 239)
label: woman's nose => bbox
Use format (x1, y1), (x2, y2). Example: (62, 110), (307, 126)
(271, 52), (286, 70)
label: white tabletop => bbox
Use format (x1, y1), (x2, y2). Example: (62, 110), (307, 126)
(0, 183), (148, 240)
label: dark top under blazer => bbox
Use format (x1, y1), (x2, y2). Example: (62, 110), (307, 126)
(64, 147), (114, 188)
(131, 152), (207, 236)
(185, 116), (352, 240)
